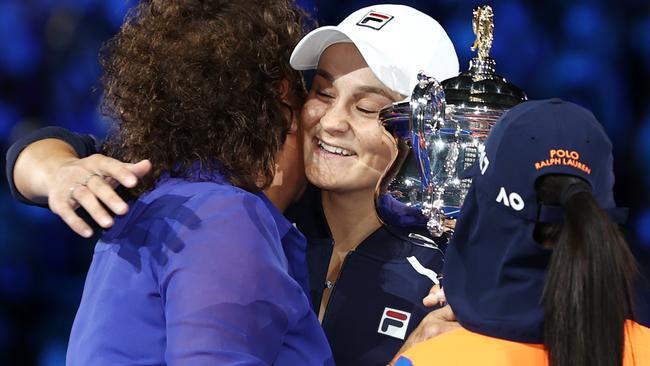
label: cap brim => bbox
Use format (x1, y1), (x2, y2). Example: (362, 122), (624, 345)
(290, 26), (411, 95)
(290, 26), (352, 70)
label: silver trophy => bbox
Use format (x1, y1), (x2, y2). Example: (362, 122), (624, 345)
(376, 5), (527, 237)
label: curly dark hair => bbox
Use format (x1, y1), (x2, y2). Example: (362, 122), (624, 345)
(100, 0), (313, 193)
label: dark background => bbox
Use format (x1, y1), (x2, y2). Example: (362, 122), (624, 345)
(1, 0), (649, 364)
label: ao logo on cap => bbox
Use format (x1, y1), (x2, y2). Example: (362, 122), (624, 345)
(378, 307), (411, 340)
(496, 187), (525, 211)
(356, 10), (394, 30)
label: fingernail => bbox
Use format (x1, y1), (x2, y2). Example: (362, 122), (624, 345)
(126, 177), (137, 186)
(82, 229), (93, 238)
(102, 217), (113, 227)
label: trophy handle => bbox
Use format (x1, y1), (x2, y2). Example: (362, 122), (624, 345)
(410, 72), (445, 191)
(411, 72), (447, 237)
(376, 72), (451, 238)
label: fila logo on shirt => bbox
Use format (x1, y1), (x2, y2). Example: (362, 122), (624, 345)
(378, 307), (411, 340)
(496, 187), (525, 211)
(356, 10), (394, 30)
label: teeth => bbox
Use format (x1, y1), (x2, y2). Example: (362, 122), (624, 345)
(318, 140), (355, 156)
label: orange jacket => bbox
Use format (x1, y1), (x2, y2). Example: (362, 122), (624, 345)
(396, 320), (650, 366)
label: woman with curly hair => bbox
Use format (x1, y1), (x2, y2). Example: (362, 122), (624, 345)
(9, 0), (333, 364)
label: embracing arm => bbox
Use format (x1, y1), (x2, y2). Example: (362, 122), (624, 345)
(6, 126), (151, 237)
(7, 126), (99, 205)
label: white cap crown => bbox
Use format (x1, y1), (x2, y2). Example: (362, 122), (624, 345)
(290, 4), (460, 96)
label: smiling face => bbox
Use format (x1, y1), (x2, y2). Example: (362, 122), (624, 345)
(301, 43), (402, 193)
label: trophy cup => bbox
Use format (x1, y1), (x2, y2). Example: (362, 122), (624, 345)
(376, 5), (527, 237)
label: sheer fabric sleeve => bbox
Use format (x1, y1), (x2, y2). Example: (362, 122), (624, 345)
(158, 191), (306, 365)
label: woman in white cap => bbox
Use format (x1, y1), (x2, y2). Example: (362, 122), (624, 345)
(7, 4), (460, 365)
(285, 5), (458, 365)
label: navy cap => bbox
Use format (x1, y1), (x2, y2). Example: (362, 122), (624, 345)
(443, 99), (624, 343)
(471, 98), (616, 222)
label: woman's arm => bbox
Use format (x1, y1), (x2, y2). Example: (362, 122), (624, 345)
(6, 126), (151, 237)
(13, 138), (80, 205)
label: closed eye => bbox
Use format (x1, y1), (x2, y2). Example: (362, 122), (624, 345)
(357, 106), (378, 114)
(317, 90), (334, 99)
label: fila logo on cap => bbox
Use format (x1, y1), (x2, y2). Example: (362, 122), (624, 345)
(356, 10), (394, 30)
(378, 307), (411, 340)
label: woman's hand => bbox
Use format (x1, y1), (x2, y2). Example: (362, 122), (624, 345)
(423, 284), (446, 307)
(48, 154), (152, 237)
(13, 138), (151, 237)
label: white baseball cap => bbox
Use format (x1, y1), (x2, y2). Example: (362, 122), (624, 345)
(290, 4), (460, 96)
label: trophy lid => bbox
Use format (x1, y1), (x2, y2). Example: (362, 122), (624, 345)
(442, 5), (526, 108)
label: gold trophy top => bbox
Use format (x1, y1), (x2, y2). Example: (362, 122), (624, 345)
(470, 5), (494, 60)
(442, 4), (526, 106)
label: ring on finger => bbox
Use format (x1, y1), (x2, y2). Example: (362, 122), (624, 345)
(68, 183), (84, 201)
(82, 172), (102, 186)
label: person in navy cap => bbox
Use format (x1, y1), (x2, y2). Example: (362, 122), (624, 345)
(396, 99), (650, 366)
